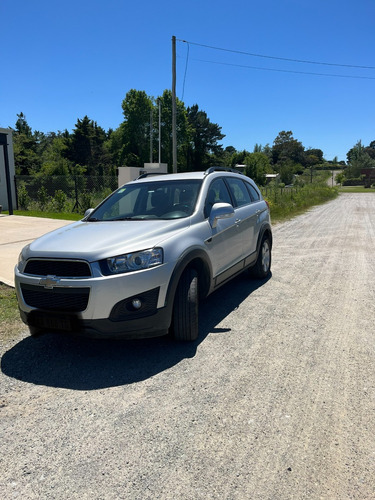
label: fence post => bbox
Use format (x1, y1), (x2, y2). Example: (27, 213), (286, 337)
(72, 175), (81, 212)
(14, 175), (19, 209)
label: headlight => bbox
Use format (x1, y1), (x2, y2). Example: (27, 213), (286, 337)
(17, 245), (30, 271)
(105, 248), (163, 274)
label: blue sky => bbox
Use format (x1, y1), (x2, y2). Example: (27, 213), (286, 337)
(1, 0), (374, 162)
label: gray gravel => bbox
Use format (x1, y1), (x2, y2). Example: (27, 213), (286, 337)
(1, 193), (375, 499)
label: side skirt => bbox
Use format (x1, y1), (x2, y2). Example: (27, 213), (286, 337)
(214, 251), (257, 288)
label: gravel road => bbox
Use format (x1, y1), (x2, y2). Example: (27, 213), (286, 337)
(1, 193), (375, 499)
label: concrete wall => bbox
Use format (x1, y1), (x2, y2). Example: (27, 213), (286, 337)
(0, 128), (17, 211)
(118, 163), (168, 187)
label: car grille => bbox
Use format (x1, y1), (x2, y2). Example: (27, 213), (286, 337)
(24, 259), (92, 278)
(21, 284), (90, 312)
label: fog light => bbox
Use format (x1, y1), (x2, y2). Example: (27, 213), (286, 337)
(132, 298), (142, 310)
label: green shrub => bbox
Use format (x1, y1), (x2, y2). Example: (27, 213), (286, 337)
(54, 190), (67, 212)
(18, 183), (31, 210)
(37, 186), (50, 211)
(80, 191), (93, 212)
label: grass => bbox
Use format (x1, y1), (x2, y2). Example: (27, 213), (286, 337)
(0, 283), (24, 341)
(2, 210), (83, 220)
(263, 184), (339, 224)
(338, 186), (375, 193)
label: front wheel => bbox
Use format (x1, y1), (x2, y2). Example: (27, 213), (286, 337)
(250, 236), (271, 279)
(172, 268), (199, 341)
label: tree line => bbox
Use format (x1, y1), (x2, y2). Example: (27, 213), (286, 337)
(11, 88), (374, 186)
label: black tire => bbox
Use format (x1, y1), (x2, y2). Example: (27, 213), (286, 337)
(172, 268), (199, 341)
(251, 236), (271, 279)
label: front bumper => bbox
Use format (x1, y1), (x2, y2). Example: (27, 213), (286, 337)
(19, 305), (172, 339)
(15, 261), (175, 338)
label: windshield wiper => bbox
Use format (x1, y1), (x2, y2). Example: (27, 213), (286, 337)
(110, 217), (137, 221)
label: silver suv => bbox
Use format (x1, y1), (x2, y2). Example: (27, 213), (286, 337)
(15, 168), (272, 341)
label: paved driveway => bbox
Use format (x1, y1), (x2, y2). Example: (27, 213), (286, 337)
(0, 215), (72, 286)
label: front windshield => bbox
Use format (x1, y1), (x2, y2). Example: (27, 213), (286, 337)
(88, 180), (202, 221)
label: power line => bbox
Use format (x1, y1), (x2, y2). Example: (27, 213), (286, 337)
(192, 57), (375, 80)
(182, 42), (190, 101)
(177, 39), (375, 70)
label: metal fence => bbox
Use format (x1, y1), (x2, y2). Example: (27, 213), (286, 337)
(13, 174), (304, 214)
(15, 175), (118, 213)
(261, 185), (301, 201)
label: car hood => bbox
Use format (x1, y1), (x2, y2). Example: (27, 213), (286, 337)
(24, 218), (191, 261)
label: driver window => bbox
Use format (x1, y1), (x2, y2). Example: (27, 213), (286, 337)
(204, 178), (232, 217)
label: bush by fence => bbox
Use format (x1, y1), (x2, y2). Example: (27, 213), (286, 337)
(262, 183), (338, 220)
(342, 177), (365, 186)
(15, 175), (118, 213)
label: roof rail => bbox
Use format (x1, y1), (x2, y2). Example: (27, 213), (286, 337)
(136, 172), (168, 180)
(204, 166), (244, 176)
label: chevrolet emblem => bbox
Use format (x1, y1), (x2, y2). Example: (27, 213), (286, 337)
(39, 275), (60, 289)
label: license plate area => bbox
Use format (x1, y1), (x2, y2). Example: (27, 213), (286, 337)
(28, 311), (80, 332)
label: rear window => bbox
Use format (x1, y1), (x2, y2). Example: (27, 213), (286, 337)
(226, 178), (252, 207)
(245, 182), (261, 201)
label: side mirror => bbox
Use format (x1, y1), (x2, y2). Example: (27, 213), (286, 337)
(84, 208), (94, 219)
(209, 202), (235, 228)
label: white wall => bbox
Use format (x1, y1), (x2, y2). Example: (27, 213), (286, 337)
(0, 128), (17, 211)
(118, 163), (168, 187)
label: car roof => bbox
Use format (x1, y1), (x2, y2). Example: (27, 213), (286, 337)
(128, 172), (205, 184)
(127, 168), (251, 186)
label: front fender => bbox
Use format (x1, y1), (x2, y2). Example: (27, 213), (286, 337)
(165, 248), (213, 309)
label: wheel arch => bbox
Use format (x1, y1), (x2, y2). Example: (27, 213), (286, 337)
(256, 223), (273, 254)
(165, 249), (212, 309)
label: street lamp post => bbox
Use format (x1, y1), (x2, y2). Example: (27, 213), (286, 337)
(172, 36), (177, 173)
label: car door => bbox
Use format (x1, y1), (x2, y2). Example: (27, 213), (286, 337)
(204, 178), (243, 282)
(224, 177), (259, 260)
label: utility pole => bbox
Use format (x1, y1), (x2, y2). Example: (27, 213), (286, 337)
(172, 35), (177, 173)
(158, 98), (161, 164)
(150, 108), (153, 163)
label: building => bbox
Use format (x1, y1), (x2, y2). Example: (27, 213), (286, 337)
(0, 128), (17, 212)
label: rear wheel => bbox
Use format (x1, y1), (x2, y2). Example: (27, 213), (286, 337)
(172, 268), (199, 341)
(251, 236), (271, 279)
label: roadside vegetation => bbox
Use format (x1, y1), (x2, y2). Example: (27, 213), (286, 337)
(3, 210), (82, 220)
(260, 169), (338, 223)
(338, 186), (375, 193)
(264, 184), (338, 223)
